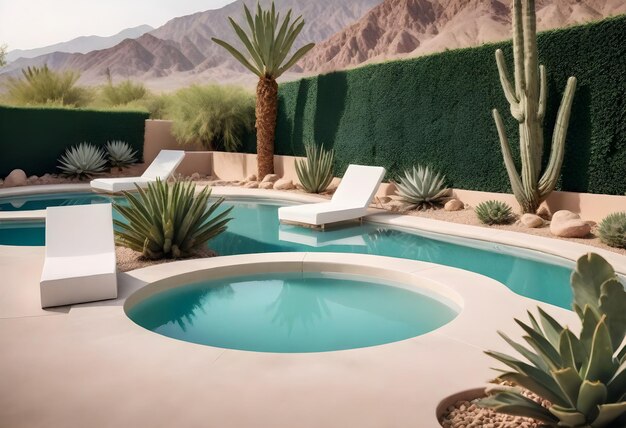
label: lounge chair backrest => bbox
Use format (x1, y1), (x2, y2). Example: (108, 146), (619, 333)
(331, 164), (386, 207)
(45, 204), (114, 257)
(141, 150), (186, 180)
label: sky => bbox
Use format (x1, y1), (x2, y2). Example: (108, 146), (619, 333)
(0, 0), (237, 51)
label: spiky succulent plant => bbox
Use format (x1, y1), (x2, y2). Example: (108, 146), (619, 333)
(475, 200), (514, 225)
(295, 144), (334, 193)
(597, 212), (626, 249)
(480, 253), (626, 427)
(57, 142), (107, 179)
(113, 179), (233, 260)
(394, 165), (451, 210)
(105, 140), (137, 169)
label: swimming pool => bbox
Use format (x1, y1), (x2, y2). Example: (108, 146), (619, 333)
(127, 272), (459, 352)
(1, 195), (576, 308)
(0, 192), (113, 211)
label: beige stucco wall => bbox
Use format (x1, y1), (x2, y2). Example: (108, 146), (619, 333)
(143, 120), (625, 222)
(144, 120), (210, 175)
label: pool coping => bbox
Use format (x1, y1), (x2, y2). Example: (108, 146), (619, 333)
(2, 183), (625, 275)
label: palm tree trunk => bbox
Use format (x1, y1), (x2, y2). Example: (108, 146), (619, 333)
(255, 76), (278, 179)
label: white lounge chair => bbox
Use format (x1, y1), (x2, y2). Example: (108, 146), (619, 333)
(40, 203), (117, 308)
(278, 164), (386, 227)
(90, 149), (185, 193)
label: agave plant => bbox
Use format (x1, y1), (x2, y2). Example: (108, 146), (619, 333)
(57, 142), (108, 179)
(475, 200), (515, 225)
(113, 179), (233, 260)
(212, 2), (315, 179)
(597, 212), (626, 249)
(295, 144), (334, 193)
(394, 165), (451, 210)
(480, 253), (626, 427)
(105, 140), (137, 169)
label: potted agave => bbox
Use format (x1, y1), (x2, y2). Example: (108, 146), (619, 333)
(438, 253), (626, 427)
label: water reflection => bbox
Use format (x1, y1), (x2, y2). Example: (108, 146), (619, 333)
(266, 280), (331, 334)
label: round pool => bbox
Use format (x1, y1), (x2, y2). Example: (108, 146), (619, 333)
(126, 272), (459, 353)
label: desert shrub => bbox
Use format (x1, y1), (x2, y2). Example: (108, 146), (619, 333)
(167, 84), (255, 152)
(394, 165), (450, 210)
(597, 212), (626, 249)
(475, 200), (514, 225)
(295, 144), (334, 193)
(99, 79), (148, 106)
(480, 253), (626, 427)
(57, 142), (107, 179)
(113, 179), (233, 259)
(4, 65), (92, 107)
(105, 140), (137, 169)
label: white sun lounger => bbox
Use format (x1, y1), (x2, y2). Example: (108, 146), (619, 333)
(40, 203), (117, 308)
(90, 149), (185, 193)
(278, 164), (386, 227)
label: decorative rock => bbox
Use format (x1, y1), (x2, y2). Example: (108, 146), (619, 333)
(273, 178), (294, 190)
(444, 199), (464, 211)
(259, 182), (274, 189)
(261, 174), (280, 183)
(550, 210), (591, 238)
(244, 181), (259, 189)
(536, 206), (551, 220)
(521, 213), (544, 228)
(245, 174), (257, 182)
(190, 172), (201, 180)
(4, 169), (27, 187)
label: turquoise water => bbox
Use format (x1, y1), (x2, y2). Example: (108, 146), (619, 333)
(127, 272), (459, 352)
(0, 192), (112, 211)
(0, 221), (45, 246)
(0, 195), (576, 308)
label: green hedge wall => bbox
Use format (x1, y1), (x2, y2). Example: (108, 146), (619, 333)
(273, 15), (626, 195)
(0, 106), (149, 177)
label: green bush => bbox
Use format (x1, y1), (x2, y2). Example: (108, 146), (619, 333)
(475, 200), (514, 225)
(99, 79), (148, 106)
(597, 212), (626, 249)
(4, 65), (92, 107)
(167, 84), (255, 152)
(273, 16), (626, 196)
(113, 179), (233, 259)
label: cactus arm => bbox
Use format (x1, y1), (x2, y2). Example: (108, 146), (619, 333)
(496, 50), (523, 121)
(538, 77), (577, 198)
(537, 65), (547, 121)
(512, 0), (525, 96)
(494, 109), (526, 204)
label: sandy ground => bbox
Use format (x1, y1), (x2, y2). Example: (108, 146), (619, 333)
(115, 246), (216, 272)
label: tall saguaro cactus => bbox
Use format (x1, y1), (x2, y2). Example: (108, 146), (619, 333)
(493, 0), (577, 213)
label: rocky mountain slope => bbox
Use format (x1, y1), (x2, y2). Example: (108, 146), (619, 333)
(300, 0), (626, 73)
(5, 25), (154, 63)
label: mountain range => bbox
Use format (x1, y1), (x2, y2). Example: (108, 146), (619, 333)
(1, 0), (624, 90)
(5, 25), (154, 63)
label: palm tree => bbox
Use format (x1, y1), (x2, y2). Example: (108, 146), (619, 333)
(212, 2), (314, 179)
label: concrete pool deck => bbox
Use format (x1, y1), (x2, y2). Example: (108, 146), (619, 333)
(1, 185), (624, 427)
